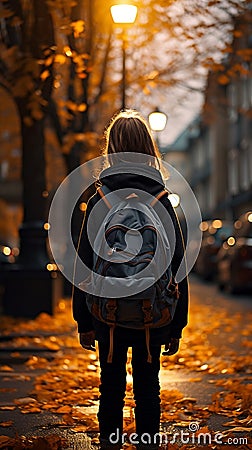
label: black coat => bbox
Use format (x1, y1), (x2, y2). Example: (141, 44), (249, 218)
(72, 163), (189, 344)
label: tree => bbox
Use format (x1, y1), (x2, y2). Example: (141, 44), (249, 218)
(1, 0), (55, 261)
(0, 0), (251, 316)
(0, 0), (59, 316)
(47, 0), (252, 151)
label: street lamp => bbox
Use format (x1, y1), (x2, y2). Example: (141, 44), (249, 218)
(148, 107), (168, 132)
(110, 3), (138, 110)
(168, 193), (180, 208)
(148, 107), (168, 148)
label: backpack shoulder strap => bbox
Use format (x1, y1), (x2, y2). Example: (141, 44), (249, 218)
(97, 185), (121, 210)
(150, 189), (168, 207)
(97, 185), (112, 209)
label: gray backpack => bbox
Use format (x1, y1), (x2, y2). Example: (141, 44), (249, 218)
(85, 185), (179, 362)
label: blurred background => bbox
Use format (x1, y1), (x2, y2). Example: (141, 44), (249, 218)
(0, 0), (251, 318)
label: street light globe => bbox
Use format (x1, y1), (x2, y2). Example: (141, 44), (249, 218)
(110, 4), (138, 24)
(148, 109), (167, 131)
(168, 193), (180, 208)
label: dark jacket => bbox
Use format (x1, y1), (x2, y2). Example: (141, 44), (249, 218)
(72, 163), (189, 343)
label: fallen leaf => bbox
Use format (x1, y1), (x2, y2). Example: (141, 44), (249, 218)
(0, 406), (16, 411)
(14, 397), (37, 405)
(56, 405), (72, 414)
(20, 407), (41, 414)
(0, 421), (13, 427)
(176, 397), (197, 404)
(71, 425), (88, 432)
(0, 436), (16, 448)
(222, 426), (252, 433)
(0, 365), (13, 372)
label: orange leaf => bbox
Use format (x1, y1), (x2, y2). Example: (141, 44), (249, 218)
(56, 405), (72, 414)
(217, 74), (230, 85)
(0, 406), (16, 411)
(0, 365), (13, 372)
(40, 70), (50, 81)
(78, 103), (87, 112)
(21, 407), (41, 414)
(71, 425), (88, 432)
(54, 54), (66, 64)
(0, 421), (13, 428)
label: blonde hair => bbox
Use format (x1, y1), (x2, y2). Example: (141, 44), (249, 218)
(102, 110), (162, 170)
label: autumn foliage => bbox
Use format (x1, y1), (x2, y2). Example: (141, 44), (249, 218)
(0, 279), (251, 449)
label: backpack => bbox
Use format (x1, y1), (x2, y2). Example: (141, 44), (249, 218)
(84, 185), (180, 363)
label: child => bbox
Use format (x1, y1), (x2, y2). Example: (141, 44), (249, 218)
(72, 110), (188, 450)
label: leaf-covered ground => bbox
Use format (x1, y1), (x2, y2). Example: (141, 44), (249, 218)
(0, 279), (251, 449)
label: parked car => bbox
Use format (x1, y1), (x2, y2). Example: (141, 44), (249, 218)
(217, 211), (252, 294)
(195, 219), (233, 280)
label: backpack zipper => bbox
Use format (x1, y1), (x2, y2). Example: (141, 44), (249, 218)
(101, 257), (153, 276)
(105, 224), (158, 237)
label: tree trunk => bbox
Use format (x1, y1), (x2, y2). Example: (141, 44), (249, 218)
(20, 113), (47, 223)
(2, 0), (62, 319)
(16, 0), (54, 265)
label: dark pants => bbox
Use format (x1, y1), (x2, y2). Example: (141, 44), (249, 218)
(98, 331), (161, 449)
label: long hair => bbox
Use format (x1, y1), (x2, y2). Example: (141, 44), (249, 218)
(102, 110), (162, 170)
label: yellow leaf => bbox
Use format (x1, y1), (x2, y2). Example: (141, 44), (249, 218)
(21, 407), (41, 414)
(45, 56), (54, 66)
(0, 421), (13, 427)
(148, 81), (157, 89)
(143, 86), (151, 95)
(54, 54), (66, 64)
(56, 405), (72, 414)
(0, 365), (13, 372)
(0, 406), (16, 411)
(40, 70), (50, 81)
(71, 20), (85, 38)
(223, 426), (252, 433)
(145, 70), (159, 80)
(217, 74), (230, 85)
(43, 341), (60, 351)
(14, 397), (37, 405)
(71, 425), (88, 432)
(78, 103), (87, 112)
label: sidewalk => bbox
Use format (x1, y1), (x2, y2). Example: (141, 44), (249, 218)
(0, 277), (251, 449)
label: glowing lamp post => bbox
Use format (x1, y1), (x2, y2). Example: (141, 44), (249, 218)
(148, 108), (167, 132)
(110, 3), (138, 110)
(110, 4), (138, 24)
(168, 193), (180, 208)
(148, 108), (168, 149)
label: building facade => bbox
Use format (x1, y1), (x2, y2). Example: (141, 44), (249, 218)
(164, 12), (252, 222)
